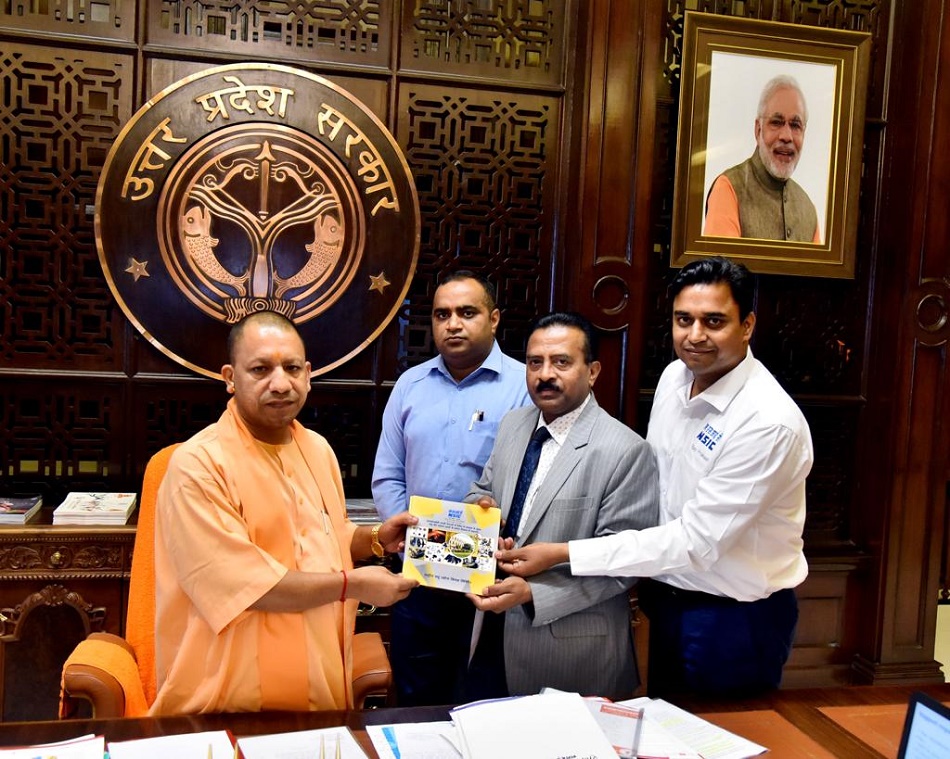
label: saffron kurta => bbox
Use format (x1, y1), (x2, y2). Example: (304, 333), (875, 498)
(151, 401), (358, 715)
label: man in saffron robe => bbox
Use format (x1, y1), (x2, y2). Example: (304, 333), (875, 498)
(151, 311), (417, 715)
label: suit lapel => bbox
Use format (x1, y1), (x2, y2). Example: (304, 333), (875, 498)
(517, 398), (598, 544)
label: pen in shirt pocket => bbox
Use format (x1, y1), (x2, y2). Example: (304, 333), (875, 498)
(468, 410), (484, 430)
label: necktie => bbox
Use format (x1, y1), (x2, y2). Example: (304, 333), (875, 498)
(503, 426), (551, 539)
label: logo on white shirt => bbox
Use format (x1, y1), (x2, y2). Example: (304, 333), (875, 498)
(695, 423), (723, 452)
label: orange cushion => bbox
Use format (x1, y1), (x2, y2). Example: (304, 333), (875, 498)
(61, 637), (149, 717)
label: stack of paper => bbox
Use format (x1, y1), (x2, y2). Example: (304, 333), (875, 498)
(366, 692), (769, 759)
(367, 722), (460, 759)
(53, 492), (137, 525)
(0, 495), (43, 525)
(621, 697), (767, 759)
(238, 726), (368, 758)
(108, 730), (235, 759)
(0, 734), (103, 758)
(108, 728), (370, 759)
(450, 691), (620, 759)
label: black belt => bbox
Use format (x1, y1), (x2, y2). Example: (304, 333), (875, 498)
(642, 578), (741, 606)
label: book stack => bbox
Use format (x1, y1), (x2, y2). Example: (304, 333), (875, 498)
(0, 495), (43, 525)
(344, 497), (379, 525)
(52, 492), (137, 526)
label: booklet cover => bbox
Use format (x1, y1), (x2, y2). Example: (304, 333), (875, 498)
(0, 495), (43, 525)
(53, 492), (137, 524)
(584, 699), (644, 759)
(402, 495), (501, 595)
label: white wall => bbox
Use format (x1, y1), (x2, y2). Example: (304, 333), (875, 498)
(936, 605), (950, 682)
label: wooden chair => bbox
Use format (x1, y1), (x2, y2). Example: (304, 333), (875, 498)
(59, 444), (391, 718)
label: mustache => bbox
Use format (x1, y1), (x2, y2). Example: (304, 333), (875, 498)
(535, 380), (560, 393)
(263, 391), (296, 401)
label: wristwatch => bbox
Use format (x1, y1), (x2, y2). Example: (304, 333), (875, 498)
(370, 523), (385, 558)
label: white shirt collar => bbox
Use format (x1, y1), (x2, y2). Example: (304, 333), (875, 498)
(679, 350), (755, 413)
(535, 392), (592, 445)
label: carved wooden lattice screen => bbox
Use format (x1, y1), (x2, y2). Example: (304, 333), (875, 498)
(396, 84), (558, 369)
(0, 0), (569, 500)
(146, 0), (391, 64)
(401, 0), (565, 83)
(0, 0), (135, 40)
(0, 46), (134, 495)
(395, 1), (564, 369)
(0, 47), (129, 372)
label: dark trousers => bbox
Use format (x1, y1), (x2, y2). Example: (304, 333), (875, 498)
(389, 585), (476, 706)
(389, 585), (510, 706)
(465, 608), (509, 701)
(638, 579), (798, 699)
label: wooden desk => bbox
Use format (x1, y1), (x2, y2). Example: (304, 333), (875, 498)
(678, 684), (950, 759)
(0, 684), (947, 758)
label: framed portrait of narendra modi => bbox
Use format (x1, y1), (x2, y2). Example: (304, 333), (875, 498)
(670, 13), (870, 278)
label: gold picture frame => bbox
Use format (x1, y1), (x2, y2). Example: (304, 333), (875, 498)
(670, 12), (871, 278)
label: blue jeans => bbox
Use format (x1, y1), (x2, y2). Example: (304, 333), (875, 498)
(638, 579), (798, 698)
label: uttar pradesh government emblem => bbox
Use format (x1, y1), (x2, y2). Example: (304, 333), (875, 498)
(96, 63), (420, 378)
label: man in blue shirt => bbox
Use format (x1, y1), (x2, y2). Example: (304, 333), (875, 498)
(373, 270), (530, 705)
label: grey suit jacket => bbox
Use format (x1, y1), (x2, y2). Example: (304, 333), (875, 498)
(467, 396), (659, 699)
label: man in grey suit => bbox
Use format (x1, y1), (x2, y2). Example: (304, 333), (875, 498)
(466, 312), (658, 700)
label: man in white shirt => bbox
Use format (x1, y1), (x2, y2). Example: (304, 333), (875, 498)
(496, 257), (813, 697)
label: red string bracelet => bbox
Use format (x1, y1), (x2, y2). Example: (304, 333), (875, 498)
(339, 570), (348, 602)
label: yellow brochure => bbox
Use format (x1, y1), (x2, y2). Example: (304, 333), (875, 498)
(401, 495), (500, 595)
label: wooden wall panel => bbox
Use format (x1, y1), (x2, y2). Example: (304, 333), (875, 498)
(396, 81), (560, 370)
(145, 0), (392, 67)
(398, 1), (567, 85)
(576, 0), (943, 685)
(0, 0), (572, 504)
(0, 45), (133, 374)
(0, 376), (133, 500)
(563, 0), (661, 423)
(851, 0), (949, 683)
(0, 0), (136, 41)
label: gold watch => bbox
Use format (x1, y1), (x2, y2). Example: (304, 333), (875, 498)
(370, 523), (385, 558)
